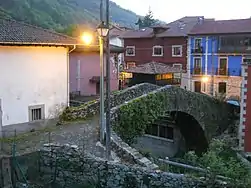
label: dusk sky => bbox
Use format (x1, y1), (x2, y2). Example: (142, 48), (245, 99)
(112, 0), (251, 23)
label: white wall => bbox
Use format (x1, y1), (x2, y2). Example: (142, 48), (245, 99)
(110, 37), (124, 66)
(0, 46), (68, 126)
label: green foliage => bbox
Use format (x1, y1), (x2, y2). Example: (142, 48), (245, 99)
(135, 8), (157, 29)
(113, 91), (169, 144)
(183, 139), (251, 187)
(0, 0), (139, 32)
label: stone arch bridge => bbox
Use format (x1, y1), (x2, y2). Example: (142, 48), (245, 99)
(110, 85), (236, 153)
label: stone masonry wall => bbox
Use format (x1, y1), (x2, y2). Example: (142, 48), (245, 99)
(38, 144), (229, 188)
(60, 83), (160, 121)
(110, 85), (235, 141)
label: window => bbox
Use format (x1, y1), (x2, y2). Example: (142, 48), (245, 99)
(126, 62), (136, 69)
(202, 83), (207, 93)
(172, 45), (182, 57)
(218, 82), (226, 93)
(126, 46), (135, 56)
(193, 57), (202, 75)
(152, 46), (163, 56)
(146, 124), (174, 140)
(28, 104), (45, 122)
(218, 57), (228, 75)
(194, 38), (202, 48)
(155, 73), (172, 80)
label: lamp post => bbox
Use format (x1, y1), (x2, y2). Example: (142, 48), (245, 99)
(97, 21), (109, 143)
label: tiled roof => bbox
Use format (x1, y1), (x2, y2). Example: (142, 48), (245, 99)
(0, 18), (77, 45)
(120, 17), (208, 38)
(189, 18), (251, 35)
(125, 62), (182, 74)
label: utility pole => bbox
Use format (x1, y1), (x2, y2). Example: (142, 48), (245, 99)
(99, 0), (105, 142)
(105, 0), (111, 159)
(210, 38), (214, 96)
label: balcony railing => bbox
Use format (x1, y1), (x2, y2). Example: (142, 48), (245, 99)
(193, 67), (202, 75)
(215, 68), (241, 76)
(218, 46), (251, 53)
(191, 46), (204, 53)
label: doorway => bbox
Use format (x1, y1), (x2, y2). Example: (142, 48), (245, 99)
(96, 83), (100, 95)
(194, 81), (201, 92)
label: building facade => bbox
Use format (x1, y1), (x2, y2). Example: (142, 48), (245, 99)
(187, 19), (251, 99)
(121, 17), (207, 89)
(0, 18), (76, 133)
(69, 45), (124, 96)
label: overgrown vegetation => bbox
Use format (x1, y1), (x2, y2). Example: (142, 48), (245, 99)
(158, 139), (251, 188)
(0, 0), (139, 32)
(114, 91), (169, 144)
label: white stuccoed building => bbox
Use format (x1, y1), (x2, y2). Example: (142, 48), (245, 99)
(0, 18), (77, 133)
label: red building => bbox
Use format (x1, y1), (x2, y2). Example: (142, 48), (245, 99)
(240, 58), (251, 154)
(121, 17), (204, 71)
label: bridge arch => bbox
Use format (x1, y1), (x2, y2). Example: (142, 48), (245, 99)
(169, 111), (208, 155)
(111, 85), (236, 149)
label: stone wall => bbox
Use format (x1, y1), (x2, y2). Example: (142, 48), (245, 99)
(60, 83), (159, 122)
(110, 131), (158, 169)
(37, 144), (229, 188)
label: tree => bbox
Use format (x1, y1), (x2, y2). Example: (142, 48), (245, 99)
(135, 18), (144, 29)
(135, 8), (156, 29)
(143, 8), (156, 27)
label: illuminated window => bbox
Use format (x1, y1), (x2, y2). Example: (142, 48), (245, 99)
(162, 74), (172, 79)
(156, 74), (162, 80)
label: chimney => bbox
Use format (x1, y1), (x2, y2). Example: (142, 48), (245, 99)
(198, 16), (204, 24)
(178, 21), (186, 30)
(152, 26), (168, 35)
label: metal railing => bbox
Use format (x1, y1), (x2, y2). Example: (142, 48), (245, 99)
(191, 46), (204, 53)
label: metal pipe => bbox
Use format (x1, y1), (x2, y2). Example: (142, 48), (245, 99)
(99, 36), (105, 142)
(105, 0), (111, 160)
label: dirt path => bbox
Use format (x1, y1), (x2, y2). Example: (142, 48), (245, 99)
(1, 116), (103, 157)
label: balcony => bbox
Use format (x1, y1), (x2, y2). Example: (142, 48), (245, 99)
(219, 46), (251, 53)
(216, 68), (241, 76)
(193, 67), (202, 75)
(191, 46), (204, 54)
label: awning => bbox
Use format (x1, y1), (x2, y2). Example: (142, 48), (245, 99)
(89, 76), (107, 83)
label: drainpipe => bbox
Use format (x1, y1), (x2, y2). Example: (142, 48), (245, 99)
(67, 45), (76, 107)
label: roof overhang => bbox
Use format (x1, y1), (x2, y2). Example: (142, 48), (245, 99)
(73, 44), (124, 53)
(0, 41), (77, 47)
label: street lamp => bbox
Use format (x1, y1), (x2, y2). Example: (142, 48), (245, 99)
(97, 21), (109, 143)
(202, 76), (209, 83)
(81, 32), (93, 45)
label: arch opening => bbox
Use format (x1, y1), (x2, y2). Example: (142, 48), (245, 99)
(170, 111), (209, 155)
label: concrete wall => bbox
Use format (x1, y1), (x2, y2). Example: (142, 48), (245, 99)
(134, 127), (185, 158)
(69, 52), (118, 96)
(0, 46), (68, 126)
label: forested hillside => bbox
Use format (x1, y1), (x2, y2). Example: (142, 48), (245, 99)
(0, 0), (139, 31)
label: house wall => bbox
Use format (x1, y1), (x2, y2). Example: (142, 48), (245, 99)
(188, 36), (242, 98)
(69, 52), (118, 96)
(0, 46), (68, 126)
(240, 61), (251, 154)
(134, 127), (185, 158)
(124, 37), (187, 68)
